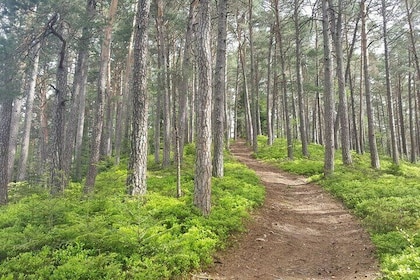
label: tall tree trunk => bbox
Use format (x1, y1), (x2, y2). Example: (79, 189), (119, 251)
(49, 19), (69, 194)
(100, 61), (115, 158)
(248, 0), (258, 152)
(404, 0), (420, 90)
(361, 0), (380, 169)
(17, 42), (41, 181)
(0, 99), (13, 205)
(127, 0), (151, 196)
(85, 0), (119, 192)
(156, 0), (171, 168)
(266, 25), (274, 146)
(74, 0), (96, 180)
(345, 16), (361, 153)
(322, 0), (335, 176)
(381, 0), (399, 165)
(38, 79), (49, 177)
(404, 0), (420, 158)
(238, 34), (253, 146)
(115, 3), (136, 166)
(397, 75), (407, 157)
(314, 19), (322, 145)
(178, 0), (198, 161)
(329, 0), (352, 165)
(8, 97), (23, 182)
(294, 0), (309, 157)
(212, 0), (227, 177)
(359, 56), (365, 154)
(234, 51), (240, 139)
(194, 0), (212, 216)
(173, 76), (182, 198)
(273, 0), (293, 159)
(408, 53), (417, 163)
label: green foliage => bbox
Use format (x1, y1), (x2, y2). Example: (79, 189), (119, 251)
(256, 137), (324, 176)
(184, 143), (196, 156)
(0, 151), (264, 279)
(255, 136), (420, 279)
(381, 230), (420, 280)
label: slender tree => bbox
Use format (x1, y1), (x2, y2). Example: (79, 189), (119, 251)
(72, 2), (97, 180)
(212, 0), (227, 177)
(361, 0), (380, 169)
(115, 6), (136, 166)
(266, 25), (274, 146)
(85, 0), (119, 192)
(17, 42), (41, 181)
(156, 0), (171, 168)
(49, 14), (70, 194)
(194, 0), (212, 216)
(322, 0), (335, 176)
(237, 11), (254, 146)
(178, 0), (198, 161)
(408, 53), (417, 163)
(0, 99), (13, 205)
(329, 0), (352, 165)
(294, 0), (309, 157)
(381, 0), (399, 165)
(404, 0), (420, 91)
(273, 0), (293, 159)
(127, 0), (151, 196)
(8, 97), (23, 182)
(248, 0), (259, 153)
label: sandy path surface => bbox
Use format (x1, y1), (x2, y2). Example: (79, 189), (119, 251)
(201, 140), (380, 280)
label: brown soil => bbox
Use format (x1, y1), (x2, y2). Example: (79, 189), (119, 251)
(199, 140), (380, 280)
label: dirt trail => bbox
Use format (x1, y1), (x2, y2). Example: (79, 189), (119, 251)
(202, 140), (380, 280)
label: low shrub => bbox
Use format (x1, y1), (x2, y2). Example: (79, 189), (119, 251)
(0, 151), (264, 279)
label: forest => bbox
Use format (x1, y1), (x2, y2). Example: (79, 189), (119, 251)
(0, 0), (419, 279)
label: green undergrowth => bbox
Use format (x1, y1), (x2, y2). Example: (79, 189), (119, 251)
(255, 136), (420, 280)
(0, 146), (265, 279)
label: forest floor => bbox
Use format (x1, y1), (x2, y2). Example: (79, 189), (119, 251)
(199, 140), (381, 280)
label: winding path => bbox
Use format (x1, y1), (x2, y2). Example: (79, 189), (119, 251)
(203, 140), (380, 280)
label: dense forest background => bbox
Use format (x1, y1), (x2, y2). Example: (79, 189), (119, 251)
(0, 0), (420, 278)
(1, 0), (419, 204)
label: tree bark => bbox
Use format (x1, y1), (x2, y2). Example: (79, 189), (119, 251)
(115, 3), (137, 166)
(17, 42), (41, 181)
(0, 99), (13, 205)
(322, 0), (335, 176)
(266, 25), (274, 146)
(194, 0), (212, 216)
(248, 0), (258, 153)
(236, 11), (253, 146)
(100, 61), (115, 158)
(49, 19), (69, 194)
(238, 34), (253, 146)
(8, 97), (23, 182)
(408, 53), (417, 163)
(381, 0), (399, 165)
(178, 0), (198, 162)
(404, 0), (420, 89)
(294, 0), (309, 157)
(344, 16), (360, 153)
(127, 0), (151, 196)
(85, 0), (119, 192)
(361, 0), (380, 169)
(273, 0), (293, 159)
(397, 75), (407, 157)
(329, 0), (352, 165)
(74, 0), (96, 180)
(156, 0), (171, 168)
(38, 79), (49, 177)
(212, 0), (227, 177)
